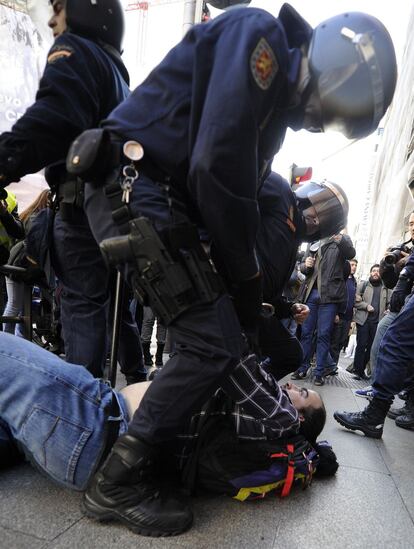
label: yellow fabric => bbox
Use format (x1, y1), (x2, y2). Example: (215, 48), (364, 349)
(0, 191), (19, 249)
(233, 474), (307, 501)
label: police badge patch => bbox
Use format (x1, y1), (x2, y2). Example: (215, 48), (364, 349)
(250, 38), (278, 90)
(47, 45), (74, 64)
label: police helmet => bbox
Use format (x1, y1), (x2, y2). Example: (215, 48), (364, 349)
(306, 12), (397, 139)
(53, 0), (125, 53)
(294, 181), (349, 240)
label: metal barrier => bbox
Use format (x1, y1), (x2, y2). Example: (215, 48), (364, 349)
(0, 265), (33, 341)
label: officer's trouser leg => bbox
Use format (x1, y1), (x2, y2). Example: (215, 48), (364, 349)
(373, 294), (414, 401)
(52, 211), (110, 377)
(127, 294), (243, 444)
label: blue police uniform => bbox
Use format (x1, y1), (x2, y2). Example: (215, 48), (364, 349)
(83, 7), (311, 443)
(373, 251), (414, 400)
(256, 172), (304, 380)
(0, 33), (145, 380)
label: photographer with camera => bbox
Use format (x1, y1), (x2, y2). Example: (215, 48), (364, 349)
(335, 245), (414, 438)
(355, 213), (414, 407)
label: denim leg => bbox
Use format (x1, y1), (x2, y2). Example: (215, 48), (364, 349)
(373, 294), (414, 401)
(52, 211), (110, 377)
(117, 292), (146, 379)
(299, 289), (319, 372)
(0, 333), (128, 490)
(141, 307), (156, 343)
(370, 313), (397, 376)
(155, 319), (167, 345)
(2, 277), (25, 335)
(314, 303), (337, 377)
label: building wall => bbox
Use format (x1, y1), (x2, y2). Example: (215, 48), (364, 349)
(357, 7), (414, 272)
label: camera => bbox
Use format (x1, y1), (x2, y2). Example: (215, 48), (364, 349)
(383, 243), (411, 265)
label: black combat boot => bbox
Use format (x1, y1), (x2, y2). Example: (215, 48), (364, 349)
(395, 393), (414, 431)
(142, 342), (153, 367)
(83, 434), (193, 536)
(333, 398), (390, 439)
(387, 401), (411, 419)
(155, 343), (165, 367)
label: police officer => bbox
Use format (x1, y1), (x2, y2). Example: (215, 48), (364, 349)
(20, 3), (400, 537)
(334, 250), (414, 438)
(0, 0), (145, 382)
(256, 173), (349, 380)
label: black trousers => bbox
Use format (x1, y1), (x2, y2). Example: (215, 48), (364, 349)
(84, 174), (244, 445)
(258, 315), (303, 380)
(330, 318), (351, 366)
(354, 320), (378, 376)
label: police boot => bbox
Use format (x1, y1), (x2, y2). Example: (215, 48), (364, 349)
(142, 342), (153, 367)
(333, 398), (390, 439)
(83, 434), (193, 536)
(395, 393), (414, 431)
(155, 343), (165, 367)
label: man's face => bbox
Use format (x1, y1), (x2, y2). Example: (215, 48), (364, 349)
(370, 266), (380, 280)
(409, 213), (414, 241)
(48, 1), (67, 38)
(282, 382), (323, 420)
(302, 205), (320, 236)
(349, 260), (358, 275)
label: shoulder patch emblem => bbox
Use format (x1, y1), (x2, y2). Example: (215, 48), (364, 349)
(286, 205), (296, 233)
(250, 38), (278, 90)
(47, 45), (74, 64)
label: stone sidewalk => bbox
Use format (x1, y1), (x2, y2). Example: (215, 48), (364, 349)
(1, 355), (414, 549)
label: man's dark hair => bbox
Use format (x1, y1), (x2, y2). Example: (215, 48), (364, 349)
(370, 263), (380, 272)
(299, 400), (326, 445)
(350, 258), (358, 264)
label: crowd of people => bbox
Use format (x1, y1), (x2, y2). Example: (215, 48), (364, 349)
(0, 0), (410, 539)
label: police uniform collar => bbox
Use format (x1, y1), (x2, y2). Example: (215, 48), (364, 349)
(278, 3), (312, 50)
(99, 41), (130, 86)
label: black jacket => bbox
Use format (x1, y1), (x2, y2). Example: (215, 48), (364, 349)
(301, 235), (356, 304)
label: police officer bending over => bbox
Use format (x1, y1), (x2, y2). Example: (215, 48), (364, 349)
(3, 2), (397, 537)
(256, 172), (349, 381)
(0, 0), (146, 382)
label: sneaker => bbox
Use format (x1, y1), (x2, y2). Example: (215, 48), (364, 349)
(291, 369), (308, 380)
(355, 386), (374, 399)
(314, 376), (325, 386)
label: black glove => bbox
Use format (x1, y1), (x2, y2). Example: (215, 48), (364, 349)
(390, 273), (414, 313)
(232, 274), (263, 337)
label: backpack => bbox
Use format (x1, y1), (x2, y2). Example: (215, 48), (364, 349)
(183, 402), (319, 501)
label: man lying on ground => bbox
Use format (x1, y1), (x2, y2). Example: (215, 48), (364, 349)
(0, 332), (330, 492)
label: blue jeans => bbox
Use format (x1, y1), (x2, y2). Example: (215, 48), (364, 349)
(299, 289), (337, 377)
(370, 312), (397, 375)
(0, 333), (129, 490)
(373, 295), (414, 400)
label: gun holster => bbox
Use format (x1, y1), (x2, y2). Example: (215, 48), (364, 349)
(57, 178), (85, 223)
(100, 218), (223, 325)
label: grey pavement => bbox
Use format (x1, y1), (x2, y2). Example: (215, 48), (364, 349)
(1, 354), (414, 549)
